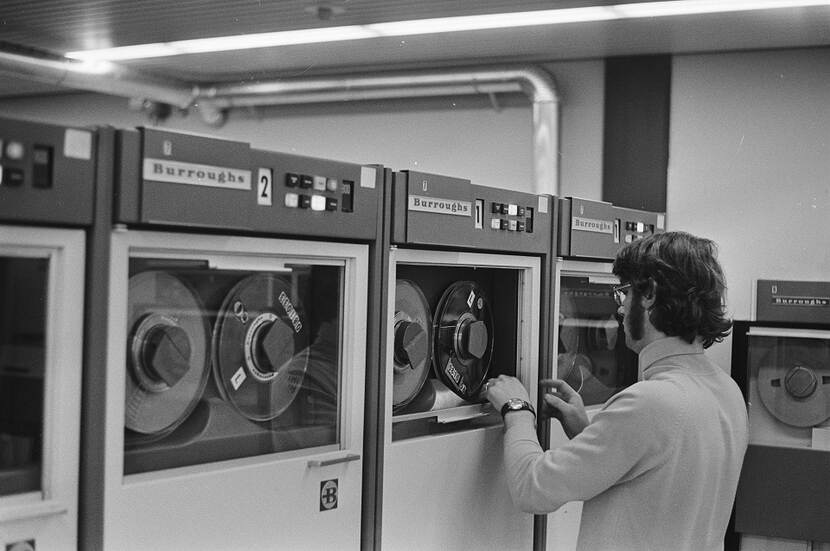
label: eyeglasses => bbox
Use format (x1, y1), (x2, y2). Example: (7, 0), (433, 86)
(612, 283), (632, 306)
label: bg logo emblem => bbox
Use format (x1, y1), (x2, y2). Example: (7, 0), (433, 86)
(320, 479), (338, 511)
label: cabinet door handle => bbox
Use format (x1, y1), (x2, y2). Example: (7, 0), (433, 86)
(307, 453), (361, 468)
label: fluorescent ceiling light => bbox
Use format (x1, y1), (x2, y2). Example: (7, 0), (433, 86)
(66, 0), (830, 61)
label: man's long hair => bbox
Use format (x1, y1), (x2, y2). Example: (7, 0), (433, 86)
(612, 231), (732, 348)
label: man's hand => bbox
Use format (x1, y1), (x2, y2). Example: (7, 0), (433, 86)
(540, 379), (589, 439)
(481, 374), (531, 413)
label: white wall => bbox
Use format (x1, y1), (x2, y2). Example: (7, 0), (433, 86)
(668, 48), (830, 370)
(0, 60), (604, 200)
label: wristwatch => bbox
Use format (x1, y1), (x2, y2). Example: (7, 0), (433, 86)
(500, 398), (536, 419)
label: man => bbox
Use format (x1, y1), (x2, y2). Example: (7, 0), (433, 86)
(484, 231), (748, 551)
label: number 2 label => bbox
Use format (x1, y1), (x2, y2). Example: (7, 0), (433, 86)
(258, 168), (273, 206)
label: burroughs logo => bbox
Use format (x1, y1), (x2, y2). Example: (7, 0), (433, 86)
(143, 158), (251, 190)
(408, 195), (472, 217)
(773, 296), (830, 307)
(572, 216), (614, 234)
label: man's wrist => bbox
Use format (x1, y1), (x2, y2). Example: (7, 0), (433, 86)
(500, 398), (536, 418)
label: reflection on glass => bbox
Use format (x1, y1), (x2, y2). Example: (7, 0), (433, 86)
(0, 257), (47, 496)
(558, 276), (637, 406)
(124, 259), (342, 475)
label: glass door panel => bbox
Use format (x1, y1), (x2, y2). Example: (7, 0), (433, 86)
(0, 256), (47, 496)
(557, 274), (637, 406)
(123, 257), (344, 474)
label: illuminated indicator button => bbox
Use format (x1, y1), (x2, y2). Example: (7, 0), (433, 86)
(300, 175), (313, 188)
(490, 218), (501, 230)
(507, 204), (518, 216)
(284, 192), (299, 208)
(5, 141), (24, 160)
(326, 178), (339, 192)
(313, 175), (326, 191)
(516, 221), (525, 232)
(326, 197), (338, 211)
(625, 234), (634, 243)
(491, 202), (502, 214)
(518, 206), (526, 217)
(285, 173), (300, 187)
(509, 220), (518, 231)
(310, 195), (326, 211)
(500, 219), (509, 230)
(298, 194), (311, 209)
(636, 222), (645, 233)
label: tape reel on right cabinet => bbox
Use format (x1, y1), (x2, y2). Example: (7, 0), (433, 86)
(757, 339), (830, 427)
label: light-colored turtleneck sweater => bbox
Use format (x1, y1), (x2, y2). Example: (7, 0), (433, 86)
(503, 336), (748, 551)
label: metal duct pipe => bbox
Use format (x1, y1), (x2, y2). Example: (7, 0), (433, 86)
(198, 65), (560, 196)
(0, 49), (195, 110)
(199, 82), (524, 108)
(0, 48), (560, 195)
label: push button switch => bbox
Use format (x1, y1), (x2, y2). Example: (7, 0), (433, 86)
(284, 192), (299, 208)
(300, 175), (313, 189)
(298, 194), (311, 209)
(326, 197), (338, 211)
(1, 167), (24, 187)
(285, 173), (300, 187)
(310, 195), (326, 211)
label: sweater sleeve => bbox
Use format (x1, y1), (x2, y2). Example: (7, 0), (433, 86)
(503, 384), (678, 514)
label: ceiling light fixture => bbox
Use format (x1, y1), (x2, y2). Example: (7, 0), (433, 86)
(66, 0), (830, 61)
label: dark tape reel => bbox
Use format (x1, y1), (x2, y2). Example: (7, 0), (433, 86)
(212, 274), (310, 422)
(757, 340), (830, 427)
(432, 281), (494, 401)
(393, 280), (432, 409)
(126, 271), (210, 436)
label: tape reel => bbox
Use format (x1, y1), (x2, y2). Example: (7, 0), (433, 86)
(212, 274), (310, 422)
(126, 271), (211, 436)
(432, 281), (494, 401)
(757, 340), (830, 427)
(392, 280), (432, 409)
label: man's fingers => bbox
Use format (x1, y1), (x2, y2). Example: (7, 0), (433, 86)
(540, 378), (578, 399)
(543, 393), (569, 411)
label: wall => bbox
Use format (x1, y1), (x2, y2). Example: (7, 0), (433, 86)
(668, 47), (830, 373)
(670, 46), (830, 551)
(0, 60), (604, 200)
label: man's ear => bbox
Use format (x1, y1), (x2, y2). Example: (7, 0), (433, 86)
(642, 278), (657, 307)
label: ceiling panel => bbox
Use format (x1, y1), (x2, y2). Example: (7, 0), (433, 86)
(0, 1), (828, 98)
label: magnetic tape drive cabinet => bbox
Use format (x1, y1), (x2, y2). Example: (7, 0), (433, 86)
(85, 127), (383, 551)
(0, 117), (95, 550)
(731, 280), (830, 544)
(546, 197), (665, 551)
(372, 170), (554, 551)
